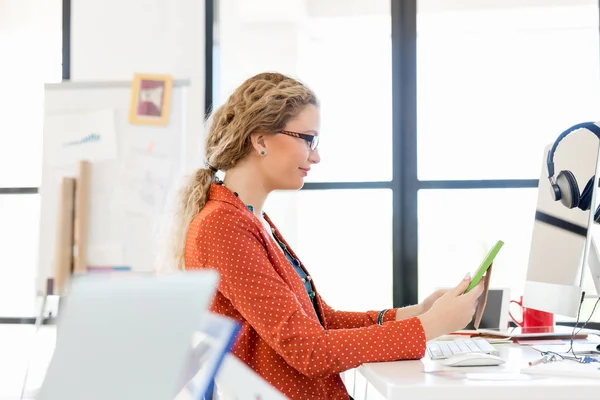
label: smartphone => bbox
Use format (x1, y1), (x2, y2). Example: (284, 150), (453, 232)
(464, 240), (504, 294)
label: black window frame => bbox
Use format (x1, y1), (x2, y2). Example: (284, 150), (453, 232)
(206, 0), (600, 330)
(6, 0), (596, 329)
(208, 0), (600, 331)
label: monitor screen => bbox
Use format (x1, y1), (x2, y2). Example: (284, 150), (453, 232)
(524, 125), (600, 317)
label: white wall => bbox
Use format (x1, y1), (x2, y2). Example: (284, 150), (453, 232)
(72, 0), (206, 173)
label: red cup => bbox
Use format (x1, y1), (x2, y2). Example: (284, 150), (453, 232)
(509, 296), (554, 330)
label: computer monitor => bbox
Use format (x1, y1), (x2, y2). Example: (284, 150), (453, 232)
(523, 124), (600, 318)
(37, 270), (220, 400)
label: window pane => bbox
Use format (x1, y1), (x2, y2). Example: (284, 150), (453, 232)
(419, 187), (600, 322)
(0, 0), (62, 187)
(417, 1), (600, 179)
(0, 81), (44, 187)
(299, 16), (392, 182)
(0, 194), (40, 317)
(216, 0), (392, 182)
(0, 1), (61, 317)
(265, 189), (393, 311)
(418, 188), (538, 308)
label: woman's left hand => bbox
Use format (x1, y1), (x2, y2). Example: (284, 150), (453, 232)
(420, 288), (450, 314)
(395, 288), (451, 320)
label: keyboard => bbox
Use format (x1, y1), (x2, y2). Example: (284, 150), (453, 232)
(426, 338), (498, 360)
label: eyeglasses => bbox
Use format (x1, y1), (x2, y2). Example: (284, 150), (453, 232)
(276, 130), (319, 151)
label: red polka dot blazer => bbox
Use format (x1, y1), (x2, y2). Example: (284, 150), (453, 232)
(185, 184), (426, 399)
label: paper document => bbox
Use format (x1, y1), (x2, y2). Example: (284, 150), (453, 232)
(521, 360), (600, 379)
(44, 109), (118, 167)
(532, 343), (600, 355)
(87, 244), (125, 267)
(466, 372), (533, 381)
(115, 150), (172, 215)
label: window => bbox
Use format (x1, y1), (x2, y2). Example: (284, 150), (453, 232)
(266, 189), (393, 311)
(418, 188), (538, 299)
(0, 0), (62, 318)
(0, 195), (41, 317)
(210, 0), (600, 327)
(299, 16), (392, 183)
(417, 0), (600, 323)
(417, 1), (600, 180)
(214, 0), (394, 310)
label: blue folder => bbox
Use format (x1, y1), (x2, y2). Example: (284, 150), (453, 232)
(177, 312), (241, 400)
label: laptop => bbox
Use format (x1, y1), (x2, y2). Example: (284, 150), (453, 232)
(37, 270), (219, 400)
(464, 288), (511, 331)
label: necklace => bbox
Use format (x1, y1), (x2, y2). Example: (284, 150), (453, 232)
(218, 180), (257, 213)
(218, 181), (317, 304)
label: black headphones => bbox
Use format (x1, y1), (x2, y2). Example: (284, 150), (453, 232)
(547, 121), (600, 224)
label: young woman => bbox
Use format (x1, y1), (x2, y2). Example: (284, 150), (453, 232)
(171, 72), (484, 399)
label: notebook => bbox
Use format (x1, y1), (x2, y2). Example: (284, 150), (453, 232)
(475, 326), (590, 340)
(521, 360), (600, 379)
(473, 263), (494, 329)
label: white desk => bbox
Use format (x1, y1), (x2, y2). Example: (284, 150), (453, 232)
(0, 324), (286, 400)
(359, 341), (600, 400)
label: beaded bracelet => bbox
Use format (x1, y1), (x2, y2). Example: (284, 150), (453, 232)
(377, 309), (390, 325)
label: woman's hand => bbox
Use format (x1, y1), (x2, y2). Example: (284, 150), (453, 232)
(420, 288), (450, 314)
(417, 274), (485, 341)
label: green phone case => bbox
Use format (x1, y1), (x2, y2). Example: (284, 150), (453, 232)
(464, 240), (504, 293)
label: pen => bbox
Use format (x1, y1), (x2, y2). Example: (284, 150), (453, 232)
(529, 354), (551, 366)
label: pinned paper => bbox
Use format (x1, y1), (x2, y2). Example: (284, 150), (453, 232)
(114, 149), (172, 216)
(473, 263), (493, 329)
(44, 109), (118, 167)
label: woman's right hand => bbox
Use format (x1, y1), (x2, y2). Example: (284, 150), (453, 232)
(417, 274), (485, 341)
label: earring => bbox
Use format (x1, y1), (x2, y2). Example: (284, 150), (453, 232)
(261, 151), (266, 156)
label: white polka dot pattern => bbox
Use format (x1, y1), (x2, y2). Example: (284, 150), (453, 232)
(184, 184), (426, 400)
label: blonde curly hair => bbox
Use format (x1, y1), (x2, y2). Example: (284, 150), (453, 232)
(167, 72), (318, 271)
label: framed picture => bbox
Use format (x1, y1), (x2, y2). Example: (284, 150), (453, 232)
(129, 73), (173, 126)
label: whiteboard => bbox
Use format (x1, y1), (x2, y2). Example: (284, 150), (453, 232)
(37, 80), (190, 293)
